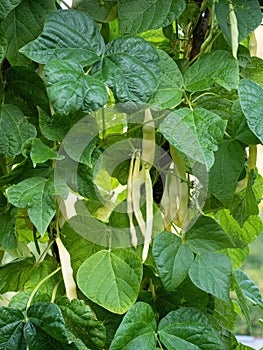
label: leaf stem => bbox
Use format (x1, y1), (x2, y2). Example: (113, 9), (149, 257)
(182, 89), (193, 110)
(26, 266), (61, 311)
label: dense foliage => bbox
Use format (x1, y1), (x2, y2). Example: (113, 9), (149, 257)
(0, 0), (263, 349)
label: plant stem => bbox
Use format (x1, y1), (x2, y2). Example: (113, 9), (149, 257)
(248, 145), (257, 171)
(26, 266), (61, 311)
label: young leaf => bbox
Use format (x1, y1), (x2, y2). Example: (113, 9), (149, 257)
(0, 104), (37, 158)
(1, 0), (56, 65)
(158, 307), (224, 350)
(209, 140), (245, 205)
(43, 59), (108, 115)
(185, 216), (235, 254)
(234, 270), (263, 309)
(7, 177), (56, 236)
(118, 0), (186, 34)
(0, 307), (26, 350)
(20, 9), (104, 66)
(239, 79), (263, 144)
(184, 50), (239, 92)
(215, 0), (262, 46)
(93, 36), (161, 103)
(22, 138), (62, 167)
(109, 302), (156, 350)
(189, 253), (232, 304)
(56, 297), (106, 349)
(152, 231), (194, 291)
(77, 249), (143, 314)
(160, 107), (227, 170)
(151, 50), (183, 109)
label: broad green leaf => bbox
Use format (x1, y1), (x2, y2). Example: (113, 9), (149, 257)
(5, 66), (50, 114)
(234, 270), (263, 309)
(0, 0), (23, 21)
(221, 247), (248, 270)
(56, 297), (106, 349)
(215, 0), (262, 45)
(0, 206), (17, 250)
(185, 216), (235, 254)
(7, 177), (56, 235)
(0, 307), (26, 350)
(230, 100), (259, 145)
(209, 140), (245, 205)
(212, 298), (236, 331)
(158, 307), (223, 350)
(160, 107), (227, 170)
(217, 209), (262, 247)
(1, 0), (56, 65)
(151, 50), (183, 108)
(20, 9), (104, 66)
(184, 50), (239, 92)
(118, 0), (186, 34)
(241, 57), (263, 87)
(109, 302), (156, 350)
(189, 253), (232, 303)
(230, 171), (259, 227)
(43, 59), (108, 115)
(0, 28), (7, 63)
(239, 79), (263, 144)
(60, 221), (102, 276)
(77, 249), (143, 314)
(73, 0), (117, 23)
(93, 36), (160, 103)
(9, 291), (50, 312)
(152, 231), (194, 291)
(26, 302), (68, 342)
(0, 257), (35, 294)
(22, 138), (62, 167)
(0, 104), (37, 158)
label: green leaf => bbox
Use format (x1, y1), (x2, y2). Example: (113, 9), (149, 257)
(26, 302), (68, 342)
(93, 36), (160, 103)
(189, 253), (232, 303)
(56, 297), (106, 349)
(22, 138), (62, 167)
(212, 298), (236, 331)
(77, 249), (143, 314)
(0, 0), (23, 21)
(0, 28), (7, 63)
(0, 307), (26, 350)
(0, 104), (37, 158)
(158, 307), (223, 350)
(72, 0), (117, 23)
(151, 50), (183, 108)
(241, 56), (263, 87)
(7, 177), (56, 235)
(43, 59), (108, 115)
(109, 302), (156, 350)
(209, 140), (245, 205)
(184, 50), (239, 92)
(185, 216), (235, 254)
(118, 0), (186, 34)
(20, 9), (104, 66)
(152, 231), (194, 291)
(160, 107), (227, 170)
(0, 206), (17, 250)
(234, 270), (263, 309)
(215, 0), (262, 45)
(230, 171), (259, 227)
(5, 66), (50, 114)
(1, 0), (56, 65)
(0, 257), (35, 294)
(239, 79), (263, 144)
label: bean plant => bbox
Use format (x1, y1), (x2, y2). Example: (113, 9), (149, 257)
(0, 0), (263, 349)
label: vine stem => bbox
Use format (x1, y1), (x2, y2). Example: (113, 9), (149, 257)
(26, 266), (61, 311)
